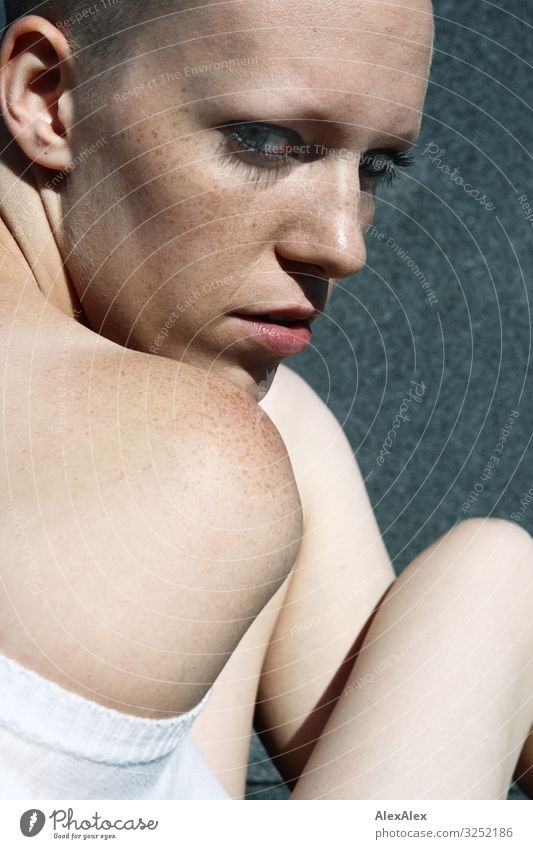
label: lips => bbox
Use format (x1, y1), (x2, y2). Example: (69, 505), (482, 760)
(231, 303), (320, 322)
(231, 312), (314, 355)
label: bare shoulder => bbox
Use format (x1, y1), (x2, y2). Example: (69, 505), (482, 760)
(1, 309), (303, 715)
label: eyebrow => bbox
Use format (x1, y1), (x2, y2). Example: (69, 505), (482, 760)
(296, 103), (422, 148)
(368, 127), (421, 149)
(213, 91), (423, 151)
(296, 119), (422, 151)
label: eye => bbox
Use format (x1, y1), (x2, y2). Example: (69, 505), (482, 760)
(359, 148), (416, 188)
(216, 121), (417, 190)
(220, 120), (311, 171)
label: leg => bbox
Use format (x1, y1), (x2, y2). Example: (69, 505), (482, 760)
(291, 518), (533, 799)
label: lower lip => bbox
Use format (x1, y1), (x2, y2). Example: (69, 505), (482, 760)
(231, 315), (312, 355)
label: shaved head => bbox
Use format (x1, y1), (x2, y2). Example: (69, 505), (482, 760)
(3, 1), (181, 70)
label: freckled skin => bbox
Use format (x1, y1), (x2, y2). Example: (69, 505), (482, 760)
(0, 0), (433, 715)
(56, 0), (433, 395)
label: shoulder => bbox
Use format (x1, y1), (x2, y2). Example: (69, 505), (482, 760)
(1, 318), (305, 704)
(3, 309), (303, 552)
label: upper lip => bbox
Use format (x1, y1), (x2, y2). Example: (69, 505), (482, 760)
(231, 305), (321, 322)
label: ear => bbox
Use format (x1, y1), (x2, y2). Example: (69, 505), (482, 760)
(0, 15), (75, 171)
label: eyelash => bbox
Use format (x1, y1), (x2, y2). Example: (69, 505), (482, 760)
(217, 120), (416, 188)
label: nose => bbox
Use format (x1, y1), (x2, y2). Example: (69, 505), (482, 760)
(274, 158), (368, 283)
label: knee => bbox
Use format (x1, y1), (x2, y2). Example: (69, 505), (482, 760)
(398, 517), (533, 611)
(453, 516), (533, 548)
(442, 517), (533, 576)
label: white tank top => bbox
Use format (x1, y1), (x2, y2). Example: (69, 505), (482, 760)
(0, 653), (230, 800)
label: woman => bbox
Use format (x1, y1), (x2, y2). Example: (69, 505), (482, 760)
(0, 0), (531, 800)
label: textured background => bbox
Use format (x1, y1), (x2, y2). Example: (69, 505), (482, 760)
(1, 0), (530, 800)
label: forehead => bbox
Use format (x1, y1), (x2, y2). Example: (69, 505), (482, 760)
(166, 0), (434, 146)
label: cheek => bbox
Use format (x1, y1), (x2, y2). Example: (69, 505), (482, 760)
(108, 125), (263, 262)
(69, 106), (283, 323)
(122, 159), (290, 316)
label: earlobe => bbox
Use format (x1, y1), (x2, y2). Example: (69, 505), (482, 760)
(0, 15), (74, 171)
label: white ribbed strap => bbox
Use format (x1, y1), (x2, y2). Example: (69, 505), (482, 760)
(0, 653), (212, 766)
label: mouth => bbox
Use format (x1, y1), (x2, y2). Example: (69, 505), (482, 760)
(230, 310), (315, 356)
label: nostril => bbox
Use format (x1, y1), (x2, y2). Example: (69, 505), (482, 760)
(275, 252), (328, 283)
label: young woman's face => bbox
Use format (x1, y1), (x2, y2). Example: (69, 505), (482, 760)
(63, 0), (434, 391)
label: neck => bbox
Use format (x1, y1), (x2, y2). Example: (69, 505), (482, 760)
(0, 122), (85, 321)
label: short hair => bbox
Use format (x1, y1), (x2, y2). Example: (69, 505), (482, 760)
(3, 2), (172, 71)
